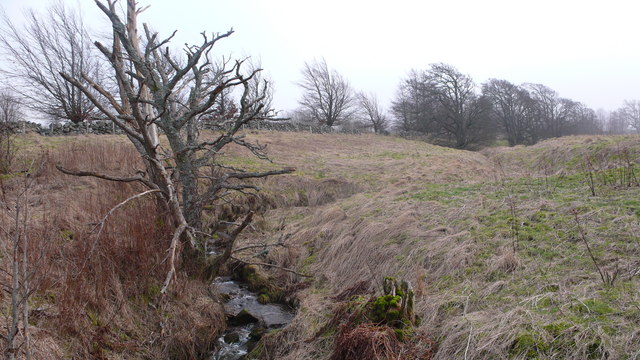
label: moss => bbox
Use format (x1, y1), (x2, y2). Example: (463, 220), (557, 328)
(371, 295), (402, 324)
(139, 283), (162, 305)
(542, 322), (571, 337)
(87, 310), (103, 327)
(257, 294), (270, 304)
(510, 331), (549, 358)
(404, 183), (478, 203)
(301, 254), (317, 271)
(571, 299), (616, 315)
(235, 264), (285, 304)
(586, 340), (604, 359)
(393, 328), (409, 341)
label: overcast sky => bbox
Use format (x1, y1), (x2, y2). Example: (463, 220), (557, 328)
(2, 0), (640, 115)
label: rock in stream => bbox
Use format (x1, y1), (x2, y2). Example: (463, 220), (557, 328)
(212, 277), (294, 360)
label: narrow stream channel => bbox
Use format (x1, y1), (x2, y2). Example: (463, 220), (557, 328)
(211, 276), (295, 360)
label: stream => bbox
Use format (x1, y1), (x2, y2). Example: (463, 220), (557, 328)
(211, 276), (295, 360)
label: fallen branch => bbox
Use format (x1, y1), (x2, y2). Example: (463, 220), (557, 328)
(219, 212), (254, 264)
(161, 222), (188, 294)
(92, 189), (163, 237)
(230, 256), (313, 278)
(81, 189), (163, 272)
(233, 241), (286, 253)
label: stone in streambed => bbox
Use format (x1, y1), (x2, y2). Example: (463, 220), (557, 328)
(228, 309), (259, 326)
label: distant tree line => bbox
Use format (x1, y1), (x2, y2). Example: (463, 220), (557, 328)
(1, 3), (637, 151)
(390, 63), (603, 148)
(294, 60), (640, 149)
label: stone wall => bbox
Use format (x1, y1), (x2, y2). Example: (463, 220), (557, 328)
(13, 120), (370, 136)
(203, 120), (370, 134)
(11, 120), (123, 136)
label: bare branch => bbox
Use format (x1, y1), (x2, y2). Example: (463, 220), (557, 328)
(230, 256), (312, 278)
(55, 164), (156, 189)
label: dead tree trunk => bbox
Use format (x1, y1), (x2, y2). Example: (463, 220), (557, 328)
(59, 0), (294, 292)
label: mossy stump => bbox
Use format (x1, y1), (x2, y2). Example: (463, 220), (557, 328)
(379, 277), (415, 326)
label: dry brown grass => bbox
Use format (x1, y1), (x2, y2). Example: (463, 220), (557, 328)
(6, 131), (640, 359)
(0, 135), (226, 359)
(222, 131), (640, 359)
(332, 323), (401, 360)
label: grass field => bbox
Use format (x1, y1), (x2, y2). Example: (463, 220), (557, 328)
(226, 132), (640, 359)
(2, 131), (640, 359)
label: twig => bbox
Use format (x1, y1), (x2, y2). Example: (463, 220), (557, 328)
(232, 242), (286, 253)
(92, 189), (163, 238)
(230, 256), (313, 278)
(572, 209), (611, 286)
(464, 326), (474, 360)
(81, 189), (163, 270)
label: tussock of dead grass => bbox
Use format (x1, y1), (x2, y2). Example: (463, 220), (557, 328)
(331, 323), (400, 360)
(489, 246), (520, 274)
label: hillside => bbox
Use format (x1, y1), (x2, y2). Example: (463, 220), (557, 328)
(2, 132), (640, 359)
(226, 132), (640, 359)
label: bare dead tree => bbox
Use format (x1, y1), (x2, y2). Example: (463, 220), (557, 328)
(0, 2), (100, 123)
(619, 100), (640, 134)
(58, 0), (294, 293)
(297, 58), (355, 127)
(356, 91), (387, 133)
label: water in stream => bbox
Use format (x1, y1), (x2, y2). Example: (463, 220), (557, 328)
(211, 277), (294, 360)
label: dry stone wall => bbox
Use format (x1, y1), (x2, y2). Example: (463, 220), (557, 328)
(14, 120), (370, 136)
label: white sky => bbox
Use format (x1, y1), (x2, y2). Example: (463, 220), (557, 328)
(2, 0), (640, 114)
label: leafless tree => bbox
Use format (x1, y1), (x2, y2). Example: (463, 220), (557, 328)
(288, 107), (316, 124)
(297, 58), (355, 127)
(356, 91), (387, 133)
(482, 79), (535, 146)
(607, 109), (628, 134)
(523, 83), (577, 139)
(391, 69), (437, 133)
(619, 100), (640, 133)
(0, 2), (100, 123)
(425, 63), (494, 148)
(245, 58), (276, 120)
(568, 103), (602, 135)
(595, 109), (610, 134)
(0, 91), (21, 175)
(58, 0), (293, 293)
